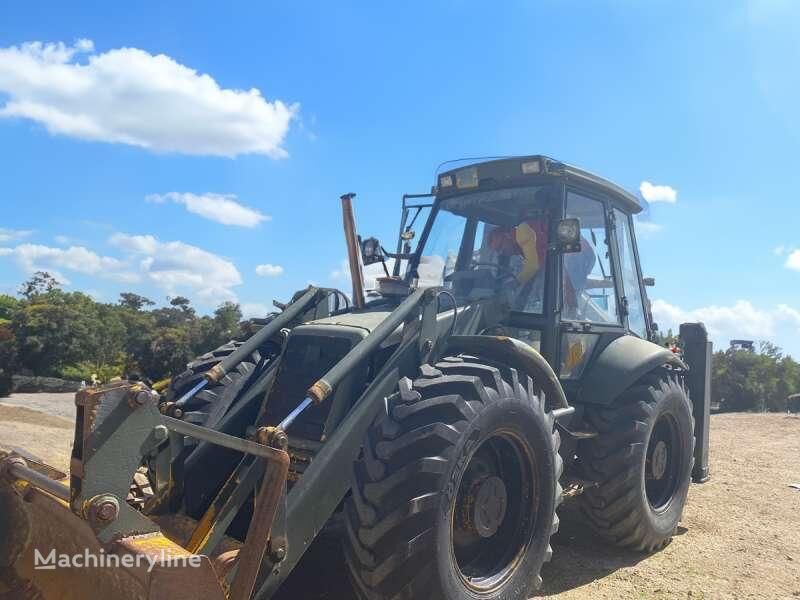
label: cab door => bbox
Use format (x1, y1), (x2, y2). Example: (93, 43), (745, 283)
(556, 189), (626, 382)
(613, 209), (650, 339)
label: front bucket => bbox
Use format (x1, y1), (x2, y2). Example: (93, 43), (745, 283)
(0, 481), (227, 600)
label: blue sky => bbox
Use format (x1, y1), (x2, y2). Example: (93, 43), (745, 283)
(1, 1), (799, 356)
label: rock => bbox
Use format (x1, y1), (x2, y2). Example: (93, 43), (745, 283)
(11, 375), (82, 393)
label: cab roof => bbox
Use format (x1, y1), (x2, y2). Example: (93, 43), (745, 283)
(435, 155), (643, 215)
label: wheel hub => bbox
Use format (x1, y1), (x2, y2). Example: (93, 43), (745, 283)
(450, 432), (537, 590)
(472, 476), (508, 538)
(651, 440), (668, 480)
(645, 414), (682, 510)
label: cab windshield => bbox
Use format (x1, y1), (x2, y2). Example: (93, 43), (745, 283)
(411, 185), (553, 313)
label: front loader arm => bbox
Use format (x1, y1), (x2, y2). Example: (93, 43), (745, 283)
(1, 379), (291, 600)
(0, 286), (449, 600)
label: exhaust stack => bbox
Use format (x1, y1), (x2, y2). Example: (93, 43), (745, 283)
(340, 192), (366, 308)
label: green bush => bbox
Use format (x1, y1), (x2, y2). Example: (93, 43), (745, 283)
(0, 322), (17, 397)
(712, 341), (800, 412)
(0, 373), (11, 397)
(6, 273), (250, 384)
(59, 361), (125, 384)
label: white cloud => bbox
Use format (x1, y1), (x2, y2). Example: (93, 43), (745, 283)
(146, 192), (269, 228)
(329, 257), (441, 290)
(330, 258), (350, 282)
(53, 234), (87, 246)
(777, 304), (800, 328)
(0, 40), (298, 157)
(639, 181), (678, 204)
(774, 245), (787, 256)
(784, 249), (800, 271)
(651, 299), (800, 348)
(634, 219), (663, 237)
(110, 232), (241, 303)
(110, 233), (159, 255)
(329, 258), (386, 290)
(241, 302), (271, 318)
(255, 263), (283, 277)
(0, 243), (138, 284)
(74, 38), (94, 52)
(0, 228), (33, 243)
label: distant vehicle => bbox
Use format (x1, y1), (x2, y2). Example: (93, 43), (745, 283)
(730, 339), (755, 351)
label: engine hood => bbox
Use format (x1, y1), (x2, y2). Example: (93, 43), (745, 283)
(306, 309), (393, 335)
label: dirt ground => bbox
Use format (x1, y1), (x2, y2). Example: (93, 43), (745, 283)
(0, 393), (75, 472)
(1, 395), (798, 599)
(539, 412), (800, 600)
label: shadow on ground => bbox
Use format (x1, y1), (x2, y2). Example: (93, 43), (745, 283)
(273, 531), (355, 600)
(535, 501), (660, 596)
(273, 501), (666, 599)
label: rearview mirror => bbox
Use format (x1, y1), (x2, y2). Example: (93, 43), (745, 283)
(556, 218), (581, 253)
(359, 236), (384, 266)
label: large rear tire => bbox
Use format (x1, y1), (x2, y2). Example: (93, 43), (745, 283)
(579, 373), (694, 551)
(344, 355), (561, 600)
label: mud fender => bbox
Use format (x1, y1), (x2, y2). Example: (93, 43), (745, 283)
(578, 335), (686, 406)
(444, 335), (569, 411)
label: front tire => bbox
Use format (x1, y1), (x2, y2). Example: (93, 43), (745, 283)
(579, 374), (694, 551)
(166, 340), (263, 429)
(344, 356), (561, 600)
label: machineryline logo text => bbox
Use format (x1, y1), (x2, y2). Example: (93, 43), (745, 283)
(34, 548), (203, 573)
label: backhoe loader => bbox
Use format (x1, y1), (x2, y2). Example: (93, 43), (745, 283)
(0, 155), (711, 600)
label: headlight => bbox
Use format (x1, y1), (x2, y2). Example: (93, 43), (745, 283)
(455, 167), (479, 189)
(556, 218), (581, 245)
(521, 159), (541, 174)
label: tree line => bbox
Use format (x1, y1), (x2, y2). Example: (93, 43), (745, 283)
(655, 329), (798, 413)
(0, 272), (256, 395)
(1, 272), (798, 411)
(711, 341), (799, 413)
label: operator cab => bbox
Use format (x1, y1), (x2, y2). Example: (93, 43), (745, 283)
(396, 155), (653, 387)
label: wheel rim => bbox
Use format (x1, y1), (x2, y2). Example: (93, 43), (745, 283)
(645, 413), (681, 511)
(450, 432), (538, 591)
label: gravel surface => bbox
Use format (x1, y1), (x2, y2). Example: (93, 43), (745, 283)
(1, 394), (798, 599)
(277, 413), (800, 600)
(539, 413), (800, 599)
(1, 392), (76, 420)
(0, 393), (75, 472)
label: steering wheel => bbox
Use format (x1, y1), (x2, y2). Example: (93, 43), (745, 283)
(444, 261), (518, 284)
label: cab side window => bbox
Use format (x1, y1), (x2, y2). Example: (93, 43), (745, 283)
(562, 193), (620, 324)
(614, 209), (648, 338)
